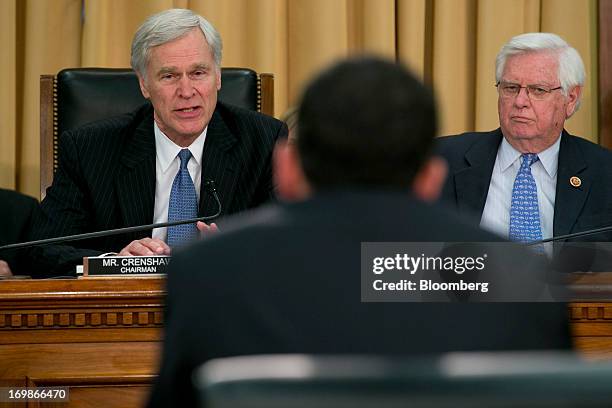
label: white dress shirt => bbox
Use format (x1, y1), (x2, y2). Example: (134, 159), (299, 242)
(480, 135), (560, 241)
(152, 123), (207, 242)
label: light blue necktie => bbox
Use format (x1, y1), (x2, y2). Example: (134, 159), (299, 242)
(509, 153), (542, 243)
(167, 149), (198, 247)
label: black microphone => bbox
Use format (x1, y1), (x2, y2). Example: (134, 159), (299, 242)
(527, 224), (612, 245)
(0, 179), (222, 252)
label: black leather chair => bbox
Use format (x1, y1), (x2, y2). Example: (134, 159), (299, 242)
(196, 353), (612, 408)
(39, 67), (274, 199)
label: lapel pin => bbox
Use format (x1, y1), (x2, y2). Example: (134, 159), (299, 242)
(569, 176), (581, 188)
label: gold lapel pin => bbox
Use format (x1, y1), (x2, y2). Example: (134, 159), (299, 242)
(570, 176), (581, 188)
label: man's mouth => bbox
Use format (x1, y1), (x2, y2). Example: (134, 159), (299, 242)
(176, 106), (200, 112)
(174, 106), (202, 117)
(511, 116), (533, 123)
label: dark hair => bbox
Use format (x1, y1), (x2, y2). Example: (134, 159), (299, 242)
(297, 56), (437, 189)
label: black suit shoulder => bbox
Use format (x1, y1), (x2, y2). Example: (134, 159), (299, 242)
(61, 103), (152, 151)
(437, 130), (501, 163)
(215, 102), (288, 143)
(0, 189), (39, 274)
(564, 132), (612, 160)
(0, 189), (38, 244)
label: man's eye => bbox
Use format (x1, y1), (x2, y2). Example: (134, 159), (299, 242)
(504, 85), (520, 93)
(161, 73), (175, 80)
(530, 87), (547, 96)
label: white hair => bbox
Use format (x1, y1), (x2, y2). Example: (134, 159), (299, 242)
(495, 32), (584, 112)
(131, 9), (222, 80)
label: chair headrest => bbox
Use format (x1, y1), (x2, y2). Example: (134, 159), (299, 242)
(56, 67), (259, 133)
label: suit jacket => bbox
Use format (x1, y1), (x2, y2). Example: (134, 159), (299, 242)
(438, 129), (612, 240)
(148, 190), (571, 408)
(0, 189), (39, 275)
(29, 102), (287, 277)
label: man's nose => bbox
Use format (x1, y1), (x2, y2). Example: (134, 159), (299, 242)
(513, 86), (531, 107)
(177, 75), (196, 98)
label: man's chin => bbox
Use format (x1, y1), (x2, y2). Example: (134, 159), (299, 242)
(506, 125), (538, 140)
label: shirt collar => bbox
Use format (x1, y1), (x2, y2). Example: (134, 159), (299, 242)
(154, 123), (207, 173)
(498, 133), (561, 178)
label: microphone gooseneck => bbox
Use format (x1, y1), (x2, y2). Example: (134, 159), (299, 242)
(527, 224), (612, 245)
(0, 179), (222, 252)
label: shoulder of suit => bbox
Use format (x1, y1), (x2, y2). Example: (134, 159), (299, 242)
(0, 189), (39, 211)
(62, 103), (152, 142)
(563, 132), (612, 157)
(438, 129), (499, 145)
(436, 129), (501, 158)
(215, 101), (284, 128)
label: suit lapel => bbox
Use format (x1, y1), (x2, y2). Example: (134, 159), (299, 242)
(198, 109), (239, 218)
(115, 109), (156, 233)
(454, 129), (502, 216)
(553, 131), (589, 236)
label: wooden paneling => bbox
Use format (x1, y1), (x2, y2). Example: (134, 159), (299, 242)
(0, 278), (163, 408)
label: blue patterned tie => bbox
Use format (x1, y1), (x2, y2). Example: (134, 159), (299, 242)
(167, 149), (198, 247)
(509, 153), (542, 243)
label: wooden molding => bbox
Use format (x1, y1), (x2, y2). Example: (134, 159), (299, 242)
(260, 73), (275, 116)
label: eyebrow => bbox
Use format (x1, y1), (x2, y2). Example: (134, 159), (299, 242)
(157, 63), (211, 74)
(500, 80), (557, 86)
(192, 64), (211, 71)
(157, 67), (177, 76)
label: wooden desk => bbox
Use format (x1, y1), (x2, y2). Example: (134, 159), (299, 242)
(1, 275), (612, 407)
(569, 272), (612, 360)
(0, 278), (163, 408)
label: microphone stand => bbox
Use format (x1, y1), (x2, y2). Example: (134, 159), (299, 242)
(0, 183), (221, 252)
(527, 224), (612, 246)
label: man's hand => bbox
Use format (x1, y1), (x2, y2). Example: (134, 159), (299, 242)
(0, 260), (13, 279)
(197, 221), (219, 237)
(119, 238), (171, 256)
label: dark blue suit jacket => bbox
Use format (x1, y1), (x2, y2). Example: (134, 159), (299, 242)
(148, 190), (571, 408)
(438, 128), (612, 240)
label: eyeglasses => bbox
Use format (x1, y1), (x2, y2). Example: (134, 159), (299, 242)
(495, 81), (562, 101)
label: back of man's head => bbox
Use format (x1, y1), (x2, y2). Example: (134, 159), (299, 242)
(297, 56), (437, 190)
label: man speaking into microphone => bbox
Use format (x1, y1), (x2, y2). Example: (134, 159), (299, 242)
(28, 9), (287, 277)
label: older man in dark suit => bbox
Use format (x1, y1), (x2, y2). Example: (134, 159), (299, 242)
(148, 57), (570, 408)
(439, 33), (612, 244)
(29, 9), (286, 277)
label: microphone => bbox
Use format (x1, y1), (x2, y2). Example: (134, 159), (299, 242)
(0, 179), (222, 252)
(527, 224), (612, 245)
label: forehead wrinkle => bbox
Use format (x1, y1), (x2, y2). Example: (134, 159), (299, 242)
(503, 53), (559, 86)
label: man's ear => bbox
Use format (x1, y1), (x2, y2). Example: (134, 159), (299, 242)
(412, 156), (448, 202)
(137, 73), (150, 99)
(273, 140), (311, 202)
(565, 85), (582, 118)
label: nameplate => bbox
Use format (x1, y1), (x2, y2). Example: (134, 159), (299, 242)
(82, 255), (171, 277)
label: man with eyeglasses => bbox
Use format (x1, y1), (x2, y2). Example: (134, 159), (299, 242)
(438, 32), (612, 245)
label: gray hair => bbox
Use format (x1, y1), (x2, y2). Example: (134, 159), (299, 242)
(495, 32), (584, 112)
(131, 9), (223, 80)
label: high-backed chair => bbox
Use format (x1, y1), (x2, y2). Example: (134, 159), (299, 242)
(40, 67), (274, 200)
(196, 353), (612, 408)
